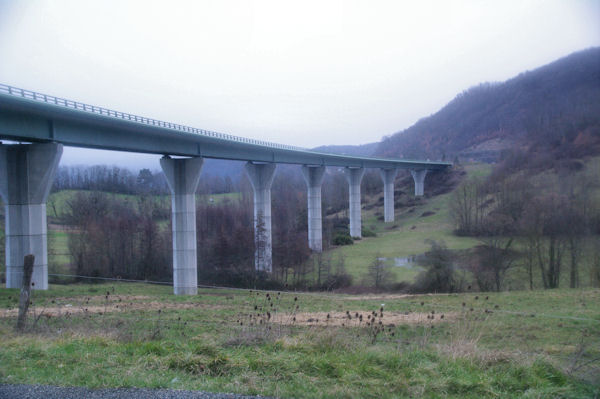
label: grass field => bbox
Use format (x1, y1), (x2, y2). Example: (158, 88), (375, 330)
(325, 180), (481, 285)
(48, 231), (70, 275)
(0, 283), (598, 398)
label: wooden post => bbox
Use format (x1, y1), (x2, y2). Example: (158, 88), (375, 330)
(16, 254), (35, 331)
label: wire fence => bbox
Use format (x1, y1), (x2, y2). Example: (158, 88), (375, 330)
(31, 272), (599, 324)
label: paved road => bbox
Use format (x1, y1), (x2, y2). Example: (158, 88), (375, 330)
(0, 384), (275, 399)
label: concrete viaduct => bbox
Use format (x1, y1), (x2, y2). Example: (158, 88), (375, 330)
(0, 84), (450, 295)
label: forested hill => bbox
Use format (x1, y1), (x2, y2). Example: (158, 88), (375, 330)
(375, 47), (600, 162)
(312, 142), (378, 157)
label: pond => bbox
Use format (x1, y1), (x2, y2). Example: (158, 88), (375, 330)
(378, 255), (419, 268)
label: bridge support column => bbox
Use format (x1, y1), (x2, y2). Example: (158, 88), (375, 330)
(380, 168), (398, 222)
(410, 169), (428, 196)
(0, 143), (62, 290)
(245, 162), (276, 272)
(301, 165), (325, 252)
(160, 156), (203, 295)
(344, 167), (364, 238)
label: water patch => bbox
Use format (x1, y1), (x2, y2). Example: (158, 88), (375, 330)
(378, 256), (418, 268)
(394, 256), (416, 268)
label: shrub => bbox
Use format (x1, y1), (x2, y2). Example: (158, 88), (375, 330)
(411, 240), (465, 293)
(333, 234), (354, 246)
(361, 227), (377, 237)
(321, 272), (353, 290)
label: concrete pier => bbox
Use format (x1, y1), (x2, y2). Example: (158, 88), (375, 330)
(160, 156), (204, 295)
(245, 162), (277, 272)
(344, 167), (364, 238)
(0, 143), (63, 289)
(301, 165), (326, 252)
(410, 169), (428, 196)
(380, 168), (398, 222)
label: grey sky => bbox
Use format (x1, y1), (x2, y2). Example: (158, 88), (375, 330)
(0, 0), (598, 169)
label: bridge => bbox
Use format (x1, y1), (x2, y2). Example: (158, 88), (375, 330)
(0, 84), (451, 294)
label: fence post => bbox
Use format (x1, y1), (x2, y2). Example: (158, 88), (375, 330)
(16, 255), (35, 331)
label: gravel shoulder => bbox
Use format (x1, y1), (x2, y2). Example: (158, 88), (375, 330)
(0, 384), (275, 399)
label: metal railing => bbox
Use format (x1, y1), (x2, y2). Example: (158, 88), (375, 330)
(0, 83), (306, 152)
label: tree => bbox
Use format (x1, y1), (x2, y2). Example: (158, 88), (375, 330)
(136, 168), (154, 194)
(450, 177), (487, 235)
(66, 191), (171, 281)
(413, 240), (463, 293)
(326, 254), (352, 290)
(523, 234), (537, 290)
(472, 237), (516, 292)
(592, 237), (600, 287)
(315, 252), (330, 287)
(521, 195), (568, 289)
(363, 170), (383, 196)
(559, 170), (596, 288)
(322, 169), (349, 216)
(468, 209), (518, 292)
(366, 255), (392, 289)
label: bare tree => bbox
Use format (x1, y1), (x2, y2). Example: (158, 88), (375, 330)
(524, 235), (536, 290)
(592, 237), (600, 288)
(560, 171), (596, 288)
(473, 236), (516, 292)
(366, 255), (392, 289)
(66, 191), (171, 281)
(450, 177), (487, 235)
(521, 195), (568, 289)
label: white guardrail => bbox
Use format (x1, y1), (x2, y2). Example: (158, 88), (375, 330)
(0, 83), (306, 152)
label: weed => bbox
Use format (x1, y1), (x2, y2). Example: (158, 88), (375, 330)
(567, 328), (600, 381)
(165, 353), (230, 376)
(0, 283), (598, 398)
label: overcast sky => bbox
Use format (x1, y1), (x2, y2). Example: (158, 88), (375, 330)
(0, 0), (598, 169)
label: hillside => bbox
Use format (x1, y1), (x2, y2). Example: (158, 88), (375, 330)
(375, 47), (600, 162)
(312, 142), (378, 157)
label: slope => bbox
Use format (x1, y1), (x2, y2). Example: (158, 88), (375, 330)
(376, 47), (600, 162)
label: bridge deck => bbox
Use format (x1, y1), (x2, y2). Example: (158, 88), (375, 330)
(0, 84), (450, 170)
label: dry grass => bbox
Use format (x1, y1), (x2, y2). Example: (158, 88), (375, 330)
(437, 339), (518, 365)
(0, 284), (597, 398)
(271, 310), (457, 326)
(340, 293), (453, 300)
(1, 299), (224, 318)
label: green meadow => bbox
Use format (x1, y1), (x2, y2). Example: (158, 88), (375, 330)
(0, 284), (597, 398)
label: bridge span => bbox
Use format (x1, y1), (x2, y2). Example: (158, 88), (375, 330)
(0, 84), (450, 294)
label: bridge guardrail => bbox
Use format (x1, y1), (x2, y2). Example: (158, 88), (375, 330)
(0, 84), (306, 152)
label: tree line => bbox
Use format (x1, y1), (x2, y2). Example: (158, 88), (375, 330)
(53, 165), (237, 196)
(61, 165), (360, 289)
(449, 153), (600, 291)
